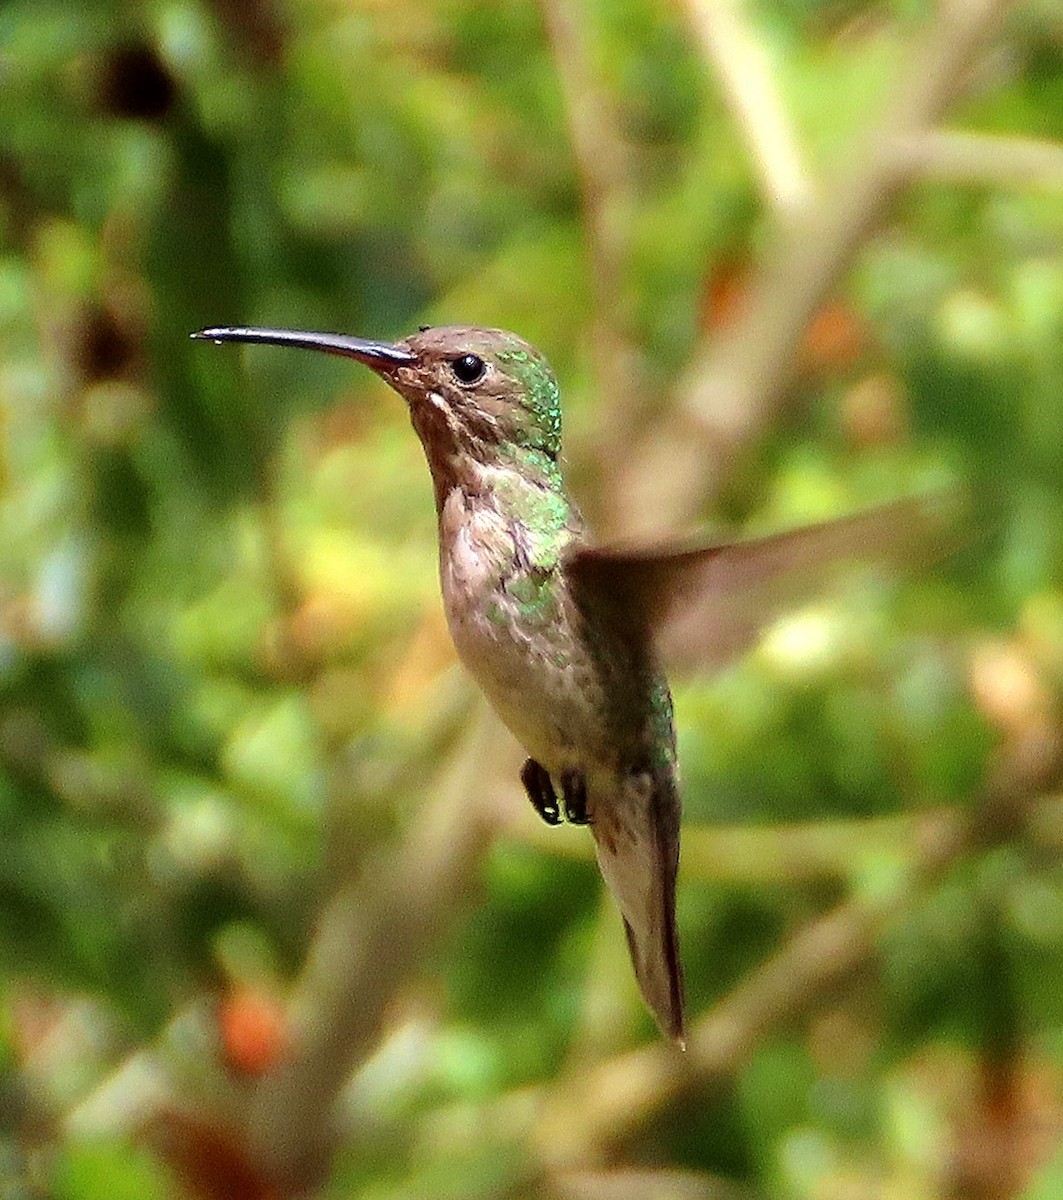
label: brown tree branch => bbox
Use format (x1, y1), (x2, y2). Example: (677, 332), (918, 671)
(248, 705), (508, 1192)
(526, 808), (971, 1169)
(521, 727), (1060, 1175)
(614, 0), (1014, 536)
(538, 0), (651, 530)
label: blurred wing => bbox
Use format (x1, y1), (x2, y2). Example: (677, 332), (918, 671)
(565, 491), (960, 676)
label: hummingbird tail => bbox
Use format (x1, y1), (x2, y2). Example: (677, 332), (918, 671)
(621, 910), (685, 1047)
(592, 770), (686, 1045)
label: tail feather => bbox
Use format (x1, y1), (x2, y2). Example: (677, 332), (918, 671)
(592, 770), (685, 1045)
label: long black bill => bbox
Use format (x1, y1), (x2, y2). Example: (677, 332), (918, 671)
(190, 326), (416, 368)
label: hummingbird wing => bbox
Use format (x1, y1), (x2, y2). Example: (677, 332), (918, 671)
(591, 769), (685, 1045)
(564, 491), (959, 675)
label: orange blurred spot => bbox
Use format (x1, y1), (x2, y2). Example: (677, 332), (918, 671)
(800, 300), (869, 372)
(700, 257), (751, 332)
(700, 261), (869, 374)
(218, 987), (287, 1078)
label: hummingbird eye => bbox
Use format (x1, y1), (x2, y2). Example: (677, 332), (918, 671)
(450, 354), (486, 385)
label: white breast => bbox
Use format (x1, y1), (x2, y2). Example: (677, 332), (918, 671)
(437, 488), (608, 771)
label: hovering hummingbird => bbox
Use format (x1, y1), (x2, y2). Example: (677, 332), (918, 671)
(193, 323), (950, 1045)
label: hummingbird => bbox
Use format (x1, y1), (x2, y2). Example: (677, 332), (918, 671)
(192, 322), (951, 1045)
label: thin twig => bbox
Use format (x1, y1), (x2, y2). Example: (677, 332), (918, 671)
(514, 803), (973, 883)
(615, 0), (1013, 535)
(895, 129), (1063, 190)
(402, 804), (977, 1188)
(684, 0), (815, 217)
(514, 792), (1063, 886)
(538, 0), (649, 529)
(522, 729), (1060, 1174)
(526, 806), (974, 1169)
(538, 0), (631, 314)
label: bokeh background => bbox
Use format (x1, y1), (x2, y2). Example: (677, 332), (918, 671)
(2, 0), (1063, 1196)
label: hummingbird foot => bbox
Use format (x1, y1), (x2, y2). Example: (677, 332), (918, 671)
(520, 758), (561, 826)
(560, 769), (590, 825)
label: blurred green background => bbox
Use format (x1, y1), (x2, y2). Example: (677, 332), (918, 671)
(2, 0), (1063, 1197)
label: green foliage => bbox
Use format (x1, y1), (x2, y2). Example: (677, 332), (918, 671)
(1, 0), (1062, 1197)
(53, 1141), (176, 1200)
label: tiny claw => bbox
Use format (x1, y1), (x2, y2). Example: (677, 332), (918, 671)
(560, 770), (590, 825)
(520, 758), (561, 826)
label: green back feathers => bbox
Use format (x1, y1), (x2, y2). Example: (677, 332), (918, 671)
(493, 341), (563, 461)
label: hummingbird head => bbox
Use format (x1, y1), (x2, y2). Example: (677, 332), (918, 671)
(388, 326), (562, 460)
(191, 323), (564, 502)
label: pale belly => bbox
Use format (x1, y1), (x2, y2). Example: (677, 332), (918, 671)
(444, 588), (609, 773)
(436, 486), (668, 780)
